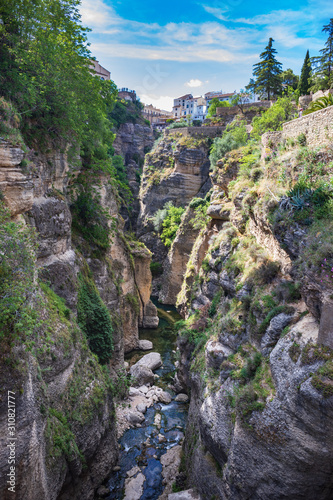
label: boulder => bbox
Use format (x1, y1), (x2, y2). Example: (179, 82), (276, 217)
(138, 339), (153, 350)
(124, 472), (145, 500)
(175, 394), (189, 403)
(157, 390), (172, 404)
(130, 364), (154, 386)
(205, 340), (233, 370)
(136, 403), (147, 414)
(135, 352), (162, 371)
(126, 411), (145, 425)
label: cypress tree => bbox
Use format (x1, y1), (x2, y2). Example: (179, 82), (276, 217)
(311, 19), (333, 90)
(252, 38), (282, 100)
(298, 50), (311, 95)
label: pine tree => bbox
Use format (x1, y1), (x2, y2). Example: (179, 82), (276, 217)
(251, 38), (282, 100)
(311, 19), (333, 90)
(298, 50), (311, 95)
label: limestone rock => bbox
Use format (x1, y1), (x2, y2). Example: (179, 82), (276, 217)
(130, 364), (155, 386)
(138, 339), (153, 350)
(168, 489), (201, 500)
(175, 393), (189, 403)
(126, 411), (145, 425)
(124, 471), (145, 500)
(261, 313), (293, 354)
(157, 390), (172, 404)
(136, 403), (147, 414)
(205, 341), (233, 370)
(135, 352), (162, 371)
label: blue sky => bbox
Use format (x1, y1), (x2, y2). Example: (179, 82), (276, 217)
(80, 0), (332, 110)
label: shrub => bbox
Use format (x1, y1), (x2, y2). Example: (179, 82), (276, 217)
(210, 120), (248, 169)
(297, 133), (307, 146)
(159, 204), (185, 247)
(77, 273), (113, 364)
(0, 202), (39, 339)
(251, 97), (295, 140)
(71, 191), (113, 251)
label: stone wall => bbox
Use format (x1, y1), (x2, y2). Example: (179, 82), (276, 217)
(216, 100), (272, 117)
(283, 105), (333, 148)
(165, 126), (224, 138)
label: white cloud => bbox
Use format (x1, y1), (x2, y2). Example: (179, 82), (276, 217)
(80, 0), (120, 29)
(185, 79), (204, 88)
(139, 94), (174, 112)
(202, 5), (228, 21)
(92, 42), (256, 64)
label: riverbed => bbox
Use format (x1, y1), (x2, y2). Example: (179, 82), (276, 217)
(105, 303), (188, 500)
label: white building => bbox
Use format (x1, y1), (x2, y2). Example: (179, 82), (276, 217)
(172, 94), (207, 121)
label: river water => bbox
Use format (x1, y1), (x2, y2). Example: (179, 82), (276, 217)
(106, 302), (188, 500)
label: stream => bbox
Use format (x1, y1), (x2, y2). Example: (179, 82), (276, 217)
(105, 302), (188, 500)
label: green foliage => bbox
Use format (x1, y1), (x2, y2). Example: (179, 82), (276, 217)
(0, 0), (117, 152)
(298, 50), (312, 96)
(228, 355), (274, 425)
(258, 305), (294, 336)
(167, 119), (188, 129)
(250, 38), (282, 99)
(303, 94), (333, 115)
(209, 290), (223, 318)
(71, 190), (115, 251)
(210, 120), (248, 169)
(125, 292), (140, 314)
(152, 201), (173, 232)
(190, 200), (210, 230)
(46, 408), (83, 461)
(161, 205), (185, 247)
(112, 154), (133, 206)
(112, 368), (133, 399)
(109, 99), (143, 129)
(311, 19), (333, 90)
(40, 282), (70, 320)
(207, 97), (230, 117)
(251, 97), (295, 139)
(280, 68), (299, 90)
(312, 360), (333, 397)
(150, 261), (163, 277)
(0, 202), (39, 339)
(77, 273), (113, 364)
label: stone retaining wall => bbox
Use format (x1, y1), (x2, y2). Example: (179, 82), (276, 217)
(282, 105), (333, 148)
(216, 100), (272, 117)
(165, 126), (224, 138)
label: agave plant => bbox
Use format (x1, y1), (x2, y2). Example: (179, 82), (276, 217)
(303, 93), (333, 115)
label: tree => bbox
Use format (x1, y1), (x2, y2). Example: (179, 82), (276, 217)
(298, 50), (312, 95)
(280, 69), (299, 91)
(230, 90), (252, 113)
(207, 97), (230, 117)
(311, 19), (333, 90)
(0, 0), (117, 153)
(251, 38), (282, 99)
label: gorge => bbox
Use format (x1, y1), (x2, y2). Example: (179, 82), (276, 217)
(1, 25), (333, 499)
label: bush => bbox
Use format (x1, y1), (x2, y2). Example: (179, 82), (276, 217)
(210, 120), (248, 169)
(71, 191), (113, 251)
(161, 205), (186, 247)
(251, 97), (296, 140)
(0, 202), (39, 339)
(77, 273), (113, 364)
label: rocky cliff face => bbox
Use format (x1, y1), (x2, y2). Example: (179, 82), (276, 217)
(113, 120), (154, 230)
(137, 133), (212, 267)
(0, 125), (157, 499)
(170, 138), (333, 498)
